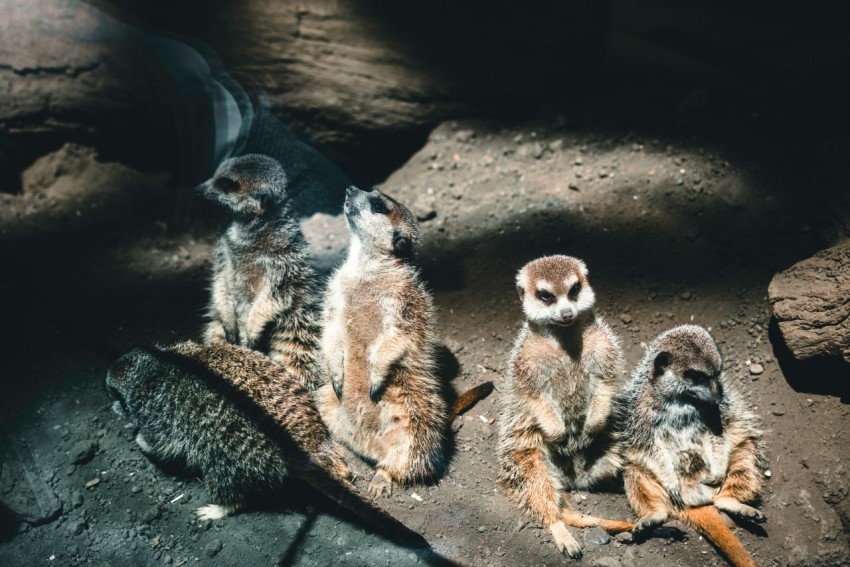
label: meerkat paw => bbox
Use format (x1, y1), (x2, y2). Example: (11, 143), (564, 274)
(714, 497), (766, 523)
(196, 504), (239, 521)
(632, 511), (668, 539)
(368, 470), (393, 498)
(134, 434), (152, 454)
(549, 522), (582, 559)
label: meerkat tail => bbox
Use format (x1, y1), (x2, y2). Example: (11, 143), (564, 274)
(561, 509), (635, 534)
(451, 381), (495, 417)
(683, 506), (758, 567)
(299, 467), (426, 545)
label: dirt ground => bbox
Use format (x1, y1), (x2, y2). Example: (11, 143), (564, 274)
(1, 79), (849, 567)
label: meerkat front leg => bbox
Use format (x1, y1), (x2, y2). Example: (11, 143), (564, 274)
(583, 379), (615, 436)
(204, 271), (238, 345)
(368, 328), (411, 401)
(529, 397), (567, 442)
(244, 285), (290, 349)
(713, 437), (766, 523)
(623, 463), (671, 538)
(368, 468), (393, 498)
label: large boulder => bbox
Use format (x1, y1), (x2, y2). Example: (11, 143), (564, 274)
(1, 0), (606, 184)
(768, 240), (850, 363)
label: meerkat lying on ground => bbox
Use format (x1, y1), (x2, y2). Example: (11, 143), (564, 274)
(315, 186), (491, 497)
(618, 325), (767, 567)
(497, 255), (634, 559)
(197, 154), (323, 390)
(105, 341), (422, 543)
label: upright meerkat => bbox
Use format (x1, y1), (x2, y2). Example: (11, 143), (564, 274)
(618, 325), (766, 567)
(197, 154), (323, 390)
(315, 186), (490, 497)
(105, 341), (421, 542)
(497, 255), (633, 559)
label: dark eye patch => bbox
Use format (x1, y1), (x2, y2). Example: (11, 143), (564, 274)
(536, 290), (555, 304)
(370, 197), (390, 215)
(683, 369), (710, 384)
(214, 177), (240, 193)
(569, 282), (582, 299)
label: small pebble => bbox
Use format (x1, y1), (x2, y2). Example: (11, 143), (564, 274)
(680, 291), (692, 300)
(582, 526), (611, 546)
(749, 363), (764, 376)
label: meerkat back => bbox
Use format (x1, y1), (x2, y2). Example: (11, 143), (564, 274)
(106, 341), (423, 542)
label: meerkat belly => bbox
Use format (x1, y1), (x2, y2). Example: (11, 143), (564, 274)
(549, 360), (594, 443)
(654, 425), (712, 483)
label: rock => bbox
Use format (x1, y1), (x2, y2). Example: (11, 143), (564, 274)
(0, 450), (63, 526)
(749, 363), (764, 376)
(412, 196), (438, 222)
(589, 557), (621, 567)
(205, 539), (223, 558)
(67, 518), (87, 536)
(614, 531), (633, 544)
(768, 240), (850, 363)
(680, 291), (692, 300)
(21, 145), (97, 194)
(582, 526), (610, 546)
(69, 440), (97, 465)
(141, 506), (161, 524)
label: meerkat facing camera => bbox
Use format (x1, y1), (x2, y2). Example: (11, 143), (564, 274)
(498, 255), (633, 559)
(618, 325), (767, 567)
(315, 186), (490, 497)
(197, 154), (323, 390)
(105, 341), (421, 542)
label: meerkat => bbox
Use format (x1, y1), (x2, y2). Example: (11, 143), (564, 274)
(314, 186), (490, 498)
(105, 341), (422, 543)
(196, 154), (323, 390)
(618, 325), (766, 567)
(497, 255), (634, 559)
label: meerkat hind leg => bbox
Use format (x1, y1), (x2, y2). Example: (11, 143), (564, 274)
(196, 503), (242, 521)
(713, 497), (766, 523)
(368, 469), (393, 498)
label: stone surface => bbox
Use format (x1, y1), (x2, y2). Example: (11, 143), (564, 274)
(768, 240), (850, 363)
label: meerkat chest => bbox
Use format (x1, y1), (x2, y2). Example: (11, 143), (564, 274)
(340, 276), (399, 354)
(654, 422), (721, 480)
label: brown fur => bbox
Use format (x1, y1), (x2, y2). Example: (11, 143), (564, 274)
(498, 255), (631, 559)
(317, 187), (449, 497)
(618, 325), (767, 567)
(107, 341), (420, 542)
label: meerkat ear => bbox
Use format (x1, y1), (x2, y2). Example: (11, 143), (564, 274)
(578, 260), (589, 277)
(516, 284), (525, 300)
(392, 230), (413, 259)
(652, 351), (672, 379)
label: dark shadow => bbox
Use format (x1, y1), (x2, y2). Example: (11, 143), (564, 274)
(276, 508), (319, 567)
(769, 318), (850, 403)
(433, 345), (461, 385)
(0, 503), (21, 543)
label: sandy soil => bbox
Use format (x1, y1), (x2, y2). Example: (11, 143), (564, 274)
(1, 86), (849, 567)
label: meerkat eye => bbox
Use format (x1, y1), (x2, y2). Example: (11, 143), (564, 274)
(536, 290), (555, 304)
(370, 197), (390, 215)
(568, 282), (582, 300)
(215, 177), (240, 193)
(683, 369), (709, 384)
